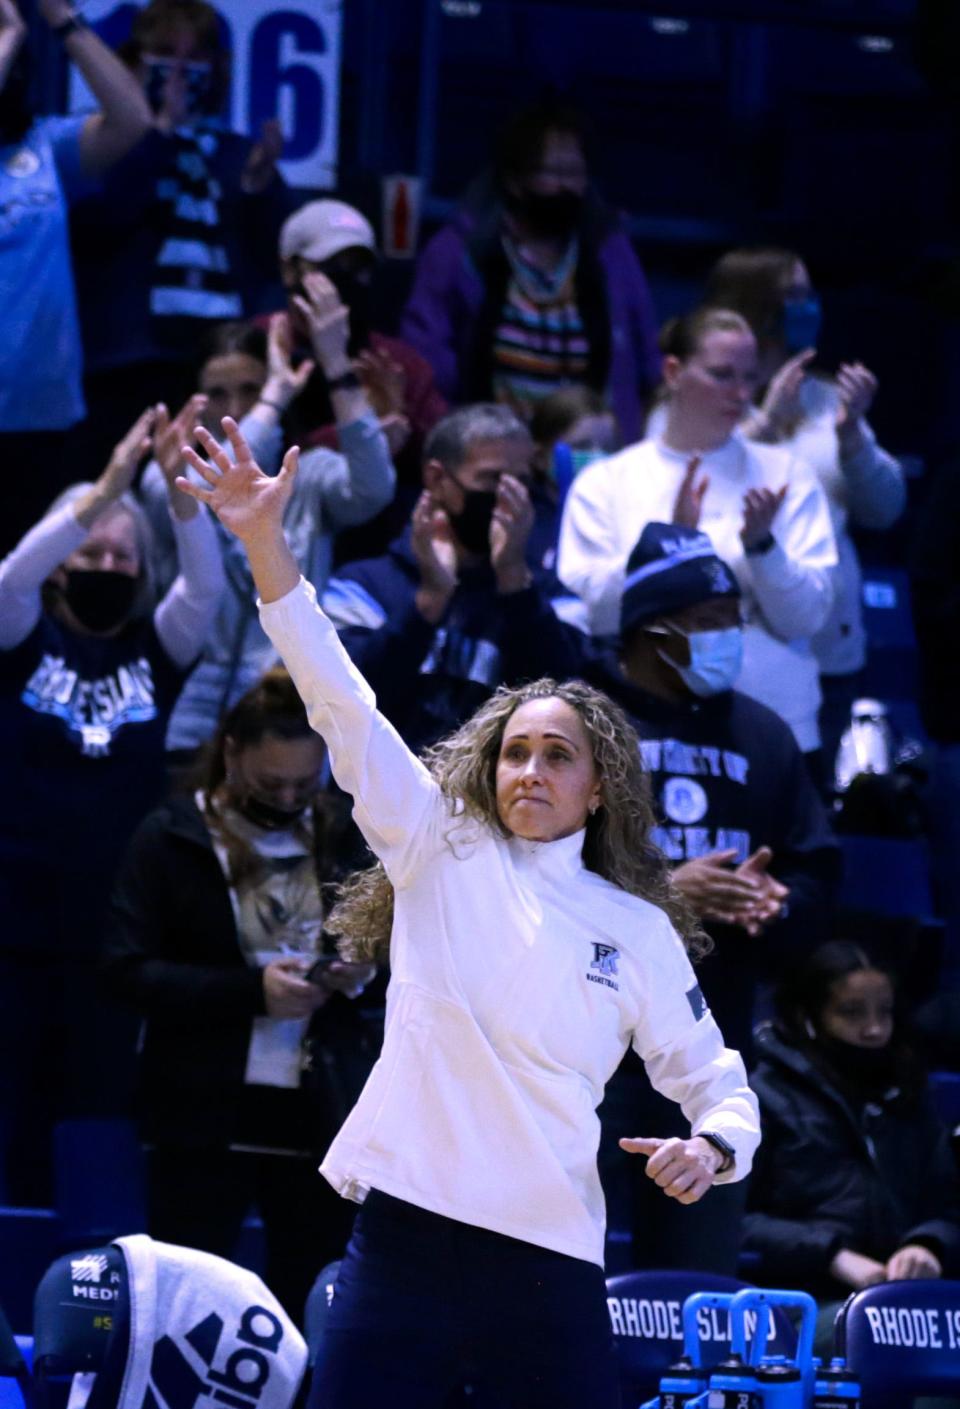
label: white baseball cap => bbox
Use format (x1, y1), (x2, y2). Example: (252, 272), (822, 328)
(279, 199), (377, 263)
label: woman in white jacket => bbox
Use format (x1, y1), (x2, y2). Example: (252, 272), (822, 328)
(705, 247), (905, 771)
(559, 306), (838, 760)
(177, 417), (760, 1409)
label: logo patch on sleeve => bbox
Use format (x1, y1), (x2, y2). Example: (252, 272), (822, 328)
(686, 983), (707, 1020)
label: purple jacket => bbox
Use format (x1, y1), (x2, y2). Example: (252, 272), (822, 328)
(400, 193), (661, 445)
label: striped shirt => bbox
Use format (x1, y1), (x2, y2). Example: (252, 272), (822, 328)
(491, 235), (589, 414)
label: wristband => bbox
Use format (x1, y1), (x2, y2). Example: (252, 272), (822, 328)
(50, 13), (87, 38)
(745, 532), (775, 557)
(326, 369), (361, 393)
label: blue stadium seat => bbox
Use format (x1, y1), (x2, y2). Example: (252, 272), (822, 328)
(0, 1211), (59, 1337)
(0, 1307), (32, 1409)
(839, 836), (934, 920)
(604, 1268), (796, 1405)
(929, 1072), (960, 1132)
(860, 568), (921, 702)
(835, 1278), (960, 1407)
(52, 1121), (146, 1249)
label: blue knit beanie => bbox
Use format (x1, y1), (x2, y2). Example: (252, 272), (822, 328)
(619, 523), (740, 637)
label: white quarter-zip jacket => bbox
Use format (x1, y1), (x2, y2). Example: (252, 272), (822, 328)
(260, 579), (761, 1268)
(558, 431), (838, 751)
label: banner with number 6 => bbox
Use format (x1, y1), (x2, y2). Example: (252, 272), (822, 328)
(70, 0), (342, 189)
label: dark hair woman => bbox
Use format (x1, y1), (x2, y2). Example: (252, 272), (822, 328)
(744, 940), (960, 1348)
(401, 98), (660, 445)
(103, 667), (378, 1322)
(172, 416), (760, 1409)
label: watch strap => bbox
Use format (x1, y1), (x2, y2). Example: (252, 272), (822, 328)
(51, 13), (87, 38)
(699, 1131), (735, 1173)
(326, 369), (360, 392)
(745, 531), (775, 557)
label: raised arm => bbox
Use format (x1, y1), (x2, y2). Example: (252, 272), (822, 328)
(0, 407), (155, 649)
(177, 419), (444, 883)
(557, 460), (625, 636)
(742, 465), (837, 641)
(39, 0), (152, 176)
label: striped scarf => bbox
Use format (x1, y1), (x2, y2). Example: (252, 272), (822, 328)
(149, 125), (243, 322)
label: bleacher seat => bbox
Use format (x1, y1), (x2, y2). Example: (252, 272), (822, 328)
(0, 1307), (31, 1409)
(0, 1211), (59, 1337)
(604, 1268), (796, 1405)
(929, 1072), (960, 1132)
(860, 568), (922, 702)
(839, 836), (934, 920)
(835, 1277), (960, 1407)
(52, 1121), (146, 1249)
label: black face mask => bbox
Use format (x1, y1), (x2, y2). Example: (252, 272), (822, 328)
(511, 188), (584, 240)
(448, 490), (497, 556)
(235, 792), (309, 832)
(819, 1034), (897, 1089)
(64, 570), (138, 634)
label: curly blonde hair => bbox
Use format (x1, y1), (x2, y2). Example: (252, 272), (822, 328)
(327, 678), (708, 965)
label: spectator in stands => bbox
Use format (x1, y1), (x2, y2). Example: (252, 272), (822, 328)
(103, 669), (377, 1322)
(321, 404), (563, 754)
(401, 98), (660, 443)
(706, 247), (905, 772)
(743, 941), (960, 1342)
(910, 453), (960, 981)
(0, 0), (152, 552)
(274, 199), (446, 512)
(529, 384), (618, 489)
(559, 307), (838, 763)
(498, 520), (838, 1271)
(70, 0), (289, 477)
(0, 408), (223, 1204)
(140, 275), (395, 762)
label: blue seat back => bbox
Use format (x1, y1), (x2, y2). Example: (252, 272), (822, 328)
(605, 1269), (796, 1403)
(836, 1278), (960, 1407)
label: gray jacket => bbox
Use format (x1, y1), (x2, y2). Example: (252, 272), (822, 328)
(140, 411), (394, 750)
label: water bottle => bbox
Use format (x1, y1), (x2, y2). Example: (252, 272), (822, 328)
(813, 1357), (861, 1407)
(756, 1359), (803, 1408)
(657, 1356), (711, 1406)
(835, 697), (893, 791)
(705, 1353), (760, 1406)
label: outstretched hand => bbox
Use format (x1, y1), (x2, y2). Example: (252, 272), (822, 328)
(619, 1135), (723, 1204)
(177, 417), (298, 544)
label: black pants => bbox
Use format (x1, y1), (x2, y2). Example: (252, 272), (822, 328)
(147, 1146), (355, 1326)
(309, 1190), (621, 1409)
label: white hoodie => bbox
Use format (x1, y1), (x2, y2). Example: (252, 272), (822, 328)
(260, 579), (761, 1269)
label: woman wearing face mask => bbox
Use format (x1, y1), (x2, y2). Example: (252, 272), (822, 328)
(68, 0), (290, 480)
(0, 0), (152, 551)
(172, 417), (760, 1409)
(744, 940), (960, 1347)
(138, 289), (395, 765)
(401, 99), (661, 443)
(0, 406), (223, 1204)
(705, 248), (905, 775)
(103, 669), (377, 1322)
(559, 306), (839, 762)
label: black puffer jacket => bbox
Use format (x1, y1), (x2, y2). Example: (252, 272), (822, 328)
(743, 1024), (960, 1299)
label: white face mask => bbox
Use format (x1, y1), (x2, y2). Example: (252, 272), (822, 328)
(652, 623), (744, 696)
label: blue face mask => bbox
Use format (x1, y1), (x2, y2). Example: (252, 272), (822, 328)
(781, 296), (822, 354)
(656, 625), (744, 697)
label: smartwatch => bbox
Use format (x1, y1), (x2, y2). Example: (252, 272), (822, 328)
(699, 1131), (736, 1173)
(745, 532), (775, 558)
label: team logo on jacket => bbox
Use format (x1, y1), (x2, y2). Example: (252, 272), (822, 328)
(586, 943), (620, 992)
